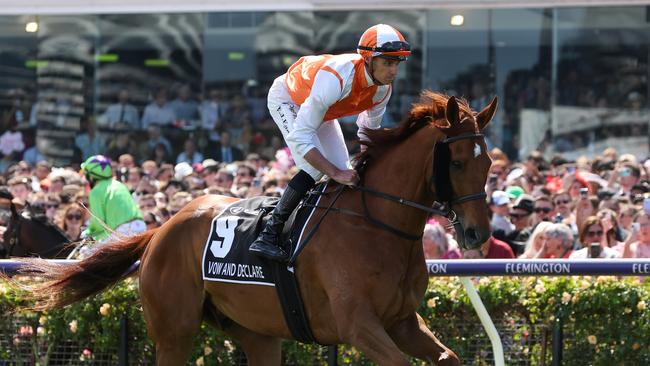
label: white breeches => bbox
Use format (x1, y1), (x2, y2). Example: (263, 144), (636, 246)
(267, 100), (350, 181)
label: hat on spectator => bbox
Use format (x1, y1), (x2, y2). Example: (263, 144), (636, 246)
(505, 185), (524, 199)
(174, 162), (193, 181)
(512, 194), (534, 214)
(491, 190), (510, 206)
(618, 154), (637, 165)
(202, 159), (218, 168)
(505, 167), (523, 184)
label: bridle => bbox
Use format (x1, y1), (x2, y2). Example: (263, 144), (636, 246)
(3, 202), (70, 258)
(355, 133), (487, 247)
(299, 132), (488, 252)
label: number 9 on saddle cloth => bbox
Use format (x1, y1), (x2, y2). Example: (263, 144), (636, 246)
(201, 186), (325, 286)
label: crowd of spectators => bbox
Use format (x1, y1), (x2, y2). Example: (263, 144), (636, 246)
(422, 147), (650, 260)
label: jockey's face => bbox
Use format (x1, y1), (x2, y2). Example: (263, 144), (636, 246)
(370, 57), (401, 85)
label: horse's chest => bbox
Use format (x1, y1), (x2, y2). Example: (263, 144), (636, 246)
(381, 264), (428, 318)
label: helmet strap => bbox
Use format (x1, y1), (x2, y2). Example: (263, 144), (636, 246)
(85, 173), (97, 188)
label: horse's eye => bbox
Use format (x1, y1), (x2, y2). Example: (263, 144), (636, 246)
(451, 161), (463, 169)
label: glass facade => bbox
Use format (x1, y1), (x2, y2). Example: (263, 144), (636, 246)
(0, 6), (647, 169)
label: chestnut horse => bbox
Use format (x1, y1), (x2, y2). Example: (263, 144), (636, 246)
(19, 92), (496, 365)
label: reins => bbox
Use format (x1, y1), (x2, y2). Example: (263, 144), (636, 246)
(299, 133), (488, 248)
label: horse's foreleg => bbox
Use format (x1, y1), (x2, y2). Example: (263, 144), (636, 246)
(336, 309), (411, 366)
(223, 322), (282, 366)
(388, 312), (459, 366)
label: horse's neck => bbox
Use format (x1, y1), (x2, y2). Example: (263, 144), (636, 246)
(361, 125), (439, 237)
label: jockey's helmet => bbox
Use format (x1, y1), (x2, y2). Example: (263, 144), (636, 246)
(81, 155), (113, 180)
(357, 24), (411, 63)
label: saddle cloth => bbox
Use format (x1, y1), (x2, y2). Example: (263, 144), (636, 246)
(201, 185), (325, 286)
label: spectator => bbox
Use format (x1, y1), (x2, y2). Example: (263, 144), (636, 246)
(422, 221), (460, 259)
(101, 89), (140, 129)
(169, 85), (199, 122)
(536, 223), (574, 258)
(141, 88), (176, 129)
(150, 142), (173, 165)
(153, 192), (168, 210)
(34, 161), (51, 182)
(144, 125), (173, 158)
(570, 215), (619, 258)
(176, 138), (204, 165)
(29, 192), (60, 221)
(620, 212), (650, 258)
(552, 190), (574, 224)
(519, 221), (553, 258)
(482, 236), (516, 259)
(234, 163), (256, 188)
(75, 117), (106, 160)
(8, 175), (31, 204)
(495, 194), (535, 256)
(206, 130), (244, 164)
(615, 163), (641, 199)
(107, 132), (138, 161)
(532, 195), (555, 225)
(489, 190), (514, 235)
(214, 168), (234, 190)
(143, 211), (161, 230)
(200, 89), (227, 142)
(59, 203), (87, 241)
(618, 205), (638, 236)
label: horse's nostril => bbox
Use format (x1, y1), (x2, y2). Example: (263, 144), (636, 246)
(465, 228), (479, 243)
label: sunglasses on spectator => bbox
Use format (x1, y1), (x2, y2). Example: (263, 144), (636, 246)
(66, 214), (82, 221)
(237, 172), (252, 177)
(554, 199), (570, 205)
(586, 230), (603, 237)
(534, 207), (552, 214)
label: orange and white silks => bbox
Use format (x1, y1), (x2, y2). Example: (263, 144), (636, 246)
(285, 54), (390, 121)
(267, 53), (391, 180)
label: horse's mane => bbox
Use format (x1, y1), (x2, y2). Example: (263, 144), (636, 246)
(357, 91), (477, 161)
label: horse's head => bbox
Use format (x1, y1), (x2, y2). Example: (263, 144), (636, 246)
(428, 94), (497, 250)
(1, 200), (71, 258)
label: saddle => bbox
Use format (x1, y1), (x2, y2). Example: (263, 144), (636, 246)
(202, 185), (328, 343)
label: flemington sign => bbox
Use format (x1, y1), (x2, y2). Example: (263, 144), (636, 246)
(426, 259), (650, 276)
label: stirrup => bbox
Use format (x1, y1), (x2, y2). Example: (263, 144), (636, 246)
(249, 241), (289, 262)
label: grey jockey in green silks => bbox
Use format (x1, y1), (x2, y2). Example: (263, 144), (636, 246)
(80, 155), (144, 241)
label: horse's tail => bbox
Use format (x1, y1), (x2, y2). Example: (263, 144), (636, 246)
(12, 229), (157, 311)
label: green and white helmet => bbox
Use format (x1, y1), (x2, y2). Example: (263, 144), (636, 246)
(80, 155), (113, 180)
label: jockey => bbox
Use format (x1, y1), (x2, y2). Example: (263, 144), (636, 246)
(80, 155), (145, 242)
(249, 24), (411, 261)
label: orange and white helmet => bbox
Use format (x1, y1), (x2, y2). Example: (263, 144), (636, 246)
(357, 24), (411, 62)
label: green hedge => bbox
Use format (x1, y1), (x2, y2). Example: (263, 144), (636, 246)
(1, 276), (649, 365)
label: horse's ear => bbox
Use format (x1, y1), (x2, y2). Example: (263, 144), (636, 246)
(476, 96), (498, 131)
(445, 96), (460, 126)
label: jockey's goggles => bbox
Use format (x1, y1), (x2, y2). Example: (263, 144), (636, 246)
(358, 41), (411, 56)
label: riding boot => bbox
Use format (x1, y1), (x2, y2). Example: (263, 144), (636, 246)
(249, 170), (315, 261)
